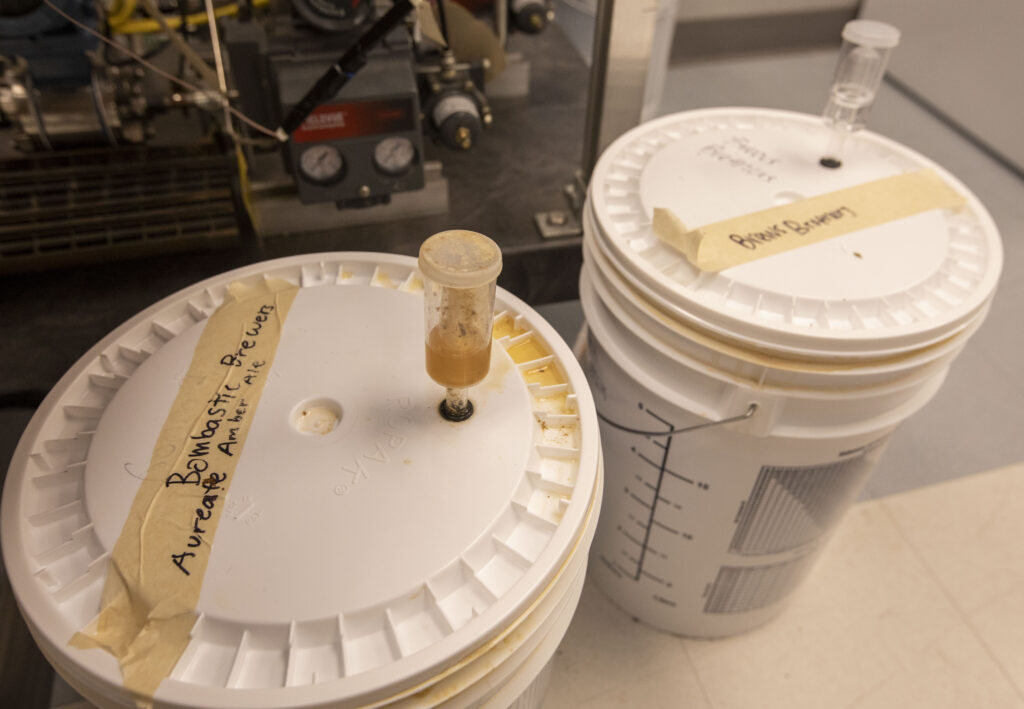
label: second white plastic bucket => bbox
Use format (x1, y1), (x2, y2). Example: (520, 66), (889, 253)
(580, 108), (1003, 638)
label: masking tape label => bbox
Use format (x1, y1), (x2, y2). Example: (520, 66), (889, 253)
(72, 277), (299, 705)
(653, 168), (966, 272)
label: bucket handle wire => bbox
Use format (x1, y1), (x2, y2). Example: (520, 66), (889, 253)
(596, 403), (758, 437)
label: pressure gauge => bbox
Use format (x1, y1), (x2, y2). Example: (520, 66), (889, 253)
(373, 136), (416, 177)
(298, 144), (344, 185)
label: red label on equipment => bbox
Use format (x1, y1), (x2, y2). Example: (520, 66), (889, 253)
(292, 99), (416, 142)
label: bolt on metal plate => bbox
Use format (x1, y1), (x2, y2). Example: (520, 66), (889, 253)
(534, 210), (582, 239)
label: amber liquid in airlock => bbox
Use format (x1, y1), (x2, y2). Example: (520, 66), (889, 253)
(426, 327), (491, 388)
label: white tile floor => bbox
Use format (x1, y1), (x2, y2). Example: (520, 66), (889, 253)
(543, 464), (1024, 709)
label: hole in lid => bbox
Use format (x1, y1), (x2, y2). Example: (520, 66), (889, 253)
(291, 398), (342, 435)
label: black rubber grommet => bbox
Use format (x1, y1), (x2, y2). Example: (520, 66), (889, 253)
(439, 398), (474, 422)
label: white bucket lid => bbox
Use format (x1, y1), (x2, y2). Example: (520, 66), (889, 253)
(588, 108), (1003, 360)
(1, 253), (600, 708)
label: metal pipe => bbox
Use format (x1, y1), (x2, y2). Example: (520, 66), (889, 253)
(580, 0), (673, 181)
(580, 0), (614, 182)
(203, 0), (233, 138)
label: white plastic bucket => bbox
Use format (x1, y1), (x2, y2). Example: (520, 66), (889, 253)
(1, 252), (602, 708)
(580, 108), (1002, 637)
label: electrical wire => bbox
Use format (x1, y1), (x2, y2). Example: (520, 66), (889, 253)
(40, 0), (281, 140)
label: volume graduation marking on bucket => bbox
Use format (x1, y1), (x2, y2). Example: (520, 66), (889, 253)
(595, 401), (756, 587)
(602, 404), (710, 591)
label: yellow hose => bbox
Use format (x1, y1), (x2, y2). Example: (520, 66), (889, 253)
(107, 0), (138, 28)
(111, 0), (269, 34)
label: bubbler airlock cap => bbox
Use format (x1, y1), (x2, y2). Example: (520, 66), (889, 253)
(418, 230), (502, 288)
(842, 19), (900, 49)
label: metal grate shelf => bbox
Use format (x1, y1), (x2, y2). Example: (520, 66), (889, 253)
(0, 144), (242, 272)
